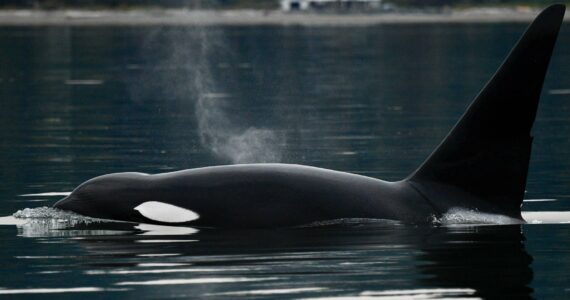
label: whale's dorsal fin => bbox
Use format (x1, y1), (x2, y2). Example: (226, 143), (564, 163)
(408, 4), (565, 217)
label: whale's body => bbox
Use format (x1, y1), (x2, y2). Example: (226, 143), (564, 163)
(54, 165), (434, 227)
(54, 5), (566, 228)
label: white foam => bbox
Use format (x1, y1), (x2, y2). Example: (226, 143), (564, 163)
(435, 208), (523, 225)
(12, 207), (101, 222)
(134, 201), (199, 223)
(115, 277), (277, 286)
(7, 207), (115, 237)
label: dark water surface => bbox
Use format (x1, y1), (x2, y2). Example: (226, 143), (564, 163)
(1, 23), (570, 299)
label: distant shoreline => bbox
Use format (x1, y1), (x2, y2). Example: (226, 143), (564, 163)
(0, 8), (567, 26)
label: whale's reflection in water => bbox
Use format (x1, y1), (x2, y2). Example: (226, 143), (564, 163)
(0, 213), (535, 299)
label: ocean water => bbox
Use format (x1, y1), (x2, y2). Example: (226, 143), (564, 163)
(0, 23), (570, 299)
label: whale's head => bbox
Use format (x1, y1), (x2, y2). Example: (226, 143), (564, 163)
(53, 172), (150, 221)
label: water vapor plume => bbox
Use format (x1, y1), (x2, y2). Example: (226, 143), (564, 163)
(196, 92), (283, 164)
(189, 28), (283, 164)
(134, 27), (285, 164)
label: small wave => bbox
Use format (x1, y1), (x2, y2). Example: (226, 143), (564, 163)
(12, 207), (108, 236)
(522, 211), (570, 224)
(9, 207), (126, 238)
(301, 218), (401, 228)
(19, 192), (71, 197)
(135, 224), (199, 236)
(64, 79), (104, 85)
(549, 89), (570, 95)
(523, 199), (557, 202)
(13, 206), (103, 223)
(434, 208), (523, 225)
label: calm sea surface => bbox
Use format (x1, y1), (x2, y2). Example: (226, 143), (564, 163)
(1, 23), (570, 299)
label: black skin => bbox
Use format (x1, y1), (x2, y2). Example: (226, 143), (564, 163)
(54, 5), (565, 228)
(54, 164), (435, 228)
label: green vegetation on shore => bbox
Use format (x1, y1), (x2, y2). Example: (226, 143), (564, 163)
(2, 0), (276, 10)
(1, 0), (568, 10)
(396, 0), (567, 7)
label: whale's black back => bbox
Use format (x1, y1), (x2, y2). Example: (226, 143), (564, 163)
(408, 5), (565, 217)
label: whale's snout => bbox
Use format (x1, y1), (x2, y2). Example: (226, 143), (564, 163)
(51, 172), (147, 219)
(53, 195), (76, 211)
(53, 193), (93, 218)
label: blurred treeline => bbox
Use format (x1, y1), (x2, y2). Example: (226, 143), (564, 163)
(1, 0), (567, 9)
(396, 0), (568, 6)
(1, 0), (271, 9)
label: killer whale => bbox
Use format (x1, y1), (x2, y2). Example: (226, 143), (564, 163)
(54, 5), (566, 228)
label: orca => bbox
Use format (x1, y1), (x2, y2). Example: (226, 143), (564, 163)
(54, 5), (566, 228)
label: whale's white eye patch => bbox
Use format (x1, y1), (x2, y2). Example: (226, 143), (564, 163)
(134, 201), (199, 223)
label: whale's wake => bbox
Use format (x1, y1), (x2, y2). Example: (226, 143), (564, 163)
(434, 208), (525, 225)
(0, 207), (113, 238)
(3, 206), (570, 237)
(13, 206), (103, 223)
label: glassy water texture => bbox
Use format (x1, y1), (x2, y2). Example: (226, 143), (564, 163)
(1, 23), (570, 299)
